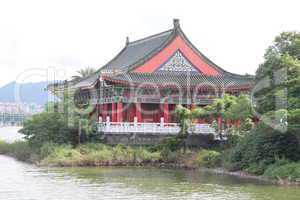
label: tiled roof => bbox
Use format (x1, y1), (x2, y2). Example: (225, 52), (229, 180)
(103, 72), (254, 88)
(72, 72), (100, 89)
(100, 29), (174, 72)
(64, 19), (254, 90)
(69, 29), (174, 89)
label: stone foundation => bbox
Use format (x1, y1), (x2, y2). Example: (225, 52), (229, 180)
(102, 133), (216, 148)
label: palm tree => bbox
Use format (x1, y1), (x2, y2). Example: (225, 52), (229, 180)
(175, 105), (191, 135)
(175, 105), (191, 152)
(71, 67), (96, 82)
(70, 67), (96, 144)
(209, 99), (225, 140)
(175, 105), (208, 152)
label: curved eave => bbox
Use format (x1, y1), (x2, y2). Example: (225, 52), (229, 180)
(102, 74), (253, 90)
(71, 73), (100, 90)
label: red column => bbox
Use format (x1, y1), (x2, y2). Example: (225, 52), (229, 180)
(227, 120), (231, 128)
(117, 98), (123, 122)
(237, 120), (241, 128)
(112, 102), (117, 122)
(191, 103), (196, 110)
(129, 103), (136, 122)
(218, 114), (222, 130)
(102, 103), (107, 119)
(191, 103), (196, 123)
(96, 104), (100, 118)
(164, 97), (169, 123)
(136, 102), (142, 122)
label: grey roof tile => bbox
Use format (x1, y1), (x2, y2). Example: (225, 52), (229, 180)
(101, 29), (173, 72)
(104, 72), (254, 88)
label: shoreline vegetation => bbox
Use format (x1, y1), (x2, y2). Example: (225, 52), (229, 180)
(1, 140), (300, 186)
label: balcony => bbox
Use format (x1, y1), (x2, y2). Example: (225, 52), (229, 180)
(93, 95), (216, 105)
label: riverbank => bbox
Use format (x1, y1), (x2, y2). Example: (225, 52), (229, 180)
(1, 140), (300, 186)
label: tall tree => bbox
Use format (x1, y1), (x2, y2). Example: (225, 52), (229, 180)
(254, 31), (300, 134)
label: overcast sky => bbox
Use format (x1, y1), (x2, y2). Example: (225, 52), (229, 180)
(0, 0), (299, 86)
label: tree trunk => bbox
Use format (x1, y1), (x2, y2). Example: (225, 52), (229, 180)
(78, 114), (82, 145)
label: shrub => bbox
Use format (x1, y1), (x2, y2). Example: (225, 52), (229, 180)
(226, 133), (242, 148)
(78, 143), (109, 154)
(19, 112), (78, 149)
(0, 140), (10, 154)
(155, 135), (187, 162)
(42, 145), (82, 166)
(39, 143), (163, 166)
(264, 162), (300, 181)
(134, 147), (161, 163)
(0, 140), (35, 162)
(8, 141), (34, 162)
(39, 142), (58, 159)
(227, 122), (300, 174)
(162, 150), (178, 162)
(197, 150), (221, 168)
(157, 136), (185, 152)
(112, 144), (134, 163)
(245, 160), (272, 175)
(84, 149), (113, 164)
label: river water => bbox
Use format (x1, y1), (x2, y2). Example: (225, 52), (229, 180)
(0, 126), (24, 143)
(0, 127), (299, 200)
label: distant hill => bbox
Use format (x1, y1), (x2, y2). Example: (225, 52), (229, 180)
(0, 81), (58, 106)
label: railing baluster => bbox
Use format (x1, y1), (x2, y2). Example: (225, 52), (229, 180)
(97, 122), (215, 135)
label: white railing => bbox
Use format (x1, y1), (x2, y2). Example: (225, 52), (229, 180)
(97, 121), (215, 135)
(98, 122), (180, 135)
(188, 124), (215, 134)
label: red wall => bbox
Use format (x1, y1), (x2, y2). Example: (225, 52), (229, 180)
(134, 35), (220, 76)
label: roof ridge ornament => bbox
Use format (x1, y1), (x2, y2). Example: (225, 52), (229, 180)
(173, 18), (180, 29)
(126, 36), (130, 46)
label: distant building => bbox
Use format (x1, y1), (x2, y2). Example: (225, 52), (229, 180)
(0, 102), (43, 115)
(0, 102), (43, 126)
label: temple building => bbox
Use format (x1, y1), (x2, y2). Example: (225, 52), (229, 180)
(52, 19), (254, 138)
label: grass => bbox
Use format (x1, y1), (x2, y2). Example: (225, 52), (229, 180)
(1, 141), (171, 166)
(3, 139), (300, 183)
(196, 150), (221, 168)
(0, 140), (10, 154)
(0, 140), (35, 162)
(264, 161), (300, 182)
(40, 143), (163, 167)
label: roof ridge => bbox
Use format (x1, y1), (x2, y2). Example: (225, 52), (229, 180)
(124, 30), (177, 72)
(126, 72), (216, 79)
(128, 29), (174, 46)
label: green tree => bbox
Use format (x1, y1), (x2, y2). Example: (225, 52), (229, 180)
(254, 31), (300, 134)
(202, 94), (239, 137)
(71, 67), (96, 82)
(174, 105), (193, 152)
(19, 112), (78, 149)
(225, 95), (254, 124)
(175, 105), (210, 135)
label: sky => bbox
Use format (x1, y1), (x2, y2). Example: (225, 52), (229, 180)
(0, 0), (299, 87)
